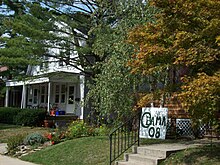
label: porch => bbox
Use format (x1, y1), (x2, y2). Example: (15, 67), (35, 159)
(44, 114), (78, 128)
(5, 72), (85, 120)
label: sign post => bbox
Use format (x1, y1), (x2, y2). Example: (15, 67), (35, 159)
(139, 107), (168, 139)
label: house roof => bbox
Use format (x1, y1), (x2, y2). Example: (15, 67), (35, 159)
(6, 71), (81, 87)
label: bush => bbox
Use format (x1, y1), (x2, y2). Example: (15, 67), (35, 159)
(0, 107), (20, 124)
(95, 124), (110, 136)
(66, 121), (111, 139)
(67, 120), (88, 138)
(13, 109), (46, 126)
(23, 132), (46, 146)
(7, 133), (27, 155)
(45, 129), (66, 145)
(0, 107), (46, 126)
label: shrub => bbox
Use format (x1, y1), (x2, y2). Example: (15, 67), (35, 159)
(0, 107), (46, 126)
(67, 120), (88, 138)
(0, 107), (20, 124)
(95, 124), (110, 136)
(87, 127), (97, 136)
(66, 121), (111, 139)
(7, 134), (27, 155)
(23, 132), (46, 146)
(13, 109), (46, 126)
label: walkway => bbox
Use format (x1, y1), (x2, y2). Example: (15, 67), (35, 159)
(0, 139), (219, 165)
(116, 139), (220, 165)
(0, 143), (40, 165)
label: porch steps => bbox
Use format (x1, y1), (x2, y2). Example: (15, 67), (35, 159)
(116, 143), (191, 165)
(44, 115), (78, 127)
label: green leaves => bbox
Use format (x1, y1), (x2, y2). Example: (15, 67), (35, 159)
(86, 1), (158, 122)
(0, 1), (94, 78)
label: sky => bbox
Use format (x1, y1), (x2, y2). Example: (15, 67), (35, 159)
(0, 0), (94, 16)
(0, 4), (15, 15)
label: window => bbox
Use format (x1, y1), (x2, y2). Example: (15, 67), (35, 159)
(68, 86), (74, 104)
(40, 56), (49, 70)
(59, 59), (64, 66)
(40, 85), (48, 103)
(33, 89), (38, 104)
(54, 84), (66, 104)
(59, 41), (71, 66)
(55, 85), (60, 103)
(61, 85), (66, 103)
(58, 52), (64, 66)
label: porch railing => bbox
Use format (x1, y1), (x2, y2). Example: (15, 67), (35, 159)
(109, 111), (141, 165)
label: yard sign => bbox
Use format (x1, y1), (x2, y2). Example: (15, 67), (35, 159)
(139, 107), (168, 139)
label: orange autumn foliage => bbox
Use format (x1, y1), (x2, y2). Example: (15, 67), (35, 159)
(127, 0), (220, 124)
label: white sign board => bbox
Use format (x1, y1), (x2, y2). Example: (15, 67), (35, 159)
(139, 107), (168, 139)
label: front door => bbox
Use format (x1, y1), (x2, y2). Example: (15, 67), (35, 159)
(66, 85), (75, 114)
(32, 88), (39, 108)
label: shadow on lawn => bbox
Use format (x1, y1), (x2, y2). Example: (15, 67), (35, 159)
(183, 144), (220, 164)
(0, 123), (21, 130)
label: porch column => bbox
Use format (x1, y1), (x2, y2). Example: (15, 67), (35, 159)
(5, 87), (9, 107)
(21, 84), (26, 109)
(47, 82), (51, 113)
(79, 75), (85, 119)
(23, 84), (27, 108)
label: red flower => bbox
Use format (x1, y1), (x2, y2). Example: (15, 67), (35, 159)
(47, 133), (52, 140)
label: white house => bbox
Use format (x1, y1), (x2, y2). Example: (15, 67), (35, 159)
(5, 68), (85, 119)
(4, 23), (87, 120)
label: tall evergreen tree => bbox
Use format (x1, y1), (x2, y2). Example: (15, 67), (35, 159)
(0, 0), (158, 124)
(0, 0), (96, 78)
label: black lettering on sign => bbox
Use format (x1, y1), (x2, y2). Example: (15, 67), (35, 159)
(141, 112), (151, 128)
(155, 128), (160, 138)
(148, 127), (155, 137)
(156, 116), (167, 126)
(147, 127), (161, 138)
(141, 112), (167, 128)
(161, 116), (166, 126)
(156, 116), (161, 125)
(151, 117), (155, 126)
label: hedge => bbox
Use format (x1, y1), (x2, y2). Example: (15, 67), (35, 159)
(0, 107), (47, 126)
(0, 107), (19, 124)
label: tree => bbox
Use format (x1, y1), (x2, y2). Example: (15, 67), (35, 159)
(0, 0), (96, 79)
(0, 0), (158, 124)
(86, 0), (158, 123)
(127, 0), (220, 125)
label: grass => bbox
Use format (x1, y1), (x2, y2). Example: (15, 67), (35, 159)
(1, 123), (220, 165)
(21, 136), (110, 165)
(140, 138), (183, 145)
(0, 123), (49, 143)
(21, 137), (220, 165)
(161, 144), (220, 165)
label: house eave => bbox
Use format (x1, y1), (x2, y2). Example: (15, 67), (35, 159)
(6, 70), (82, 87)
(6, 77), (50, 87)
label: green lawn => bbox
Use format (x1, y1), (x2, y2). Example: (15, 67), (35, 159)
(1, 123), (220, 165)
(21, 137), (220, 165)
(21, 136), (110, 165)
(161, 144), (220, 165)
(0, 123), (49, 143)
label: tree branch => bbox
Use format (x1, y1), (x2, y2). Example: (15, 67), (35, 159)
(38, 0), (86, 24)
(41, 0), (93, 14)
